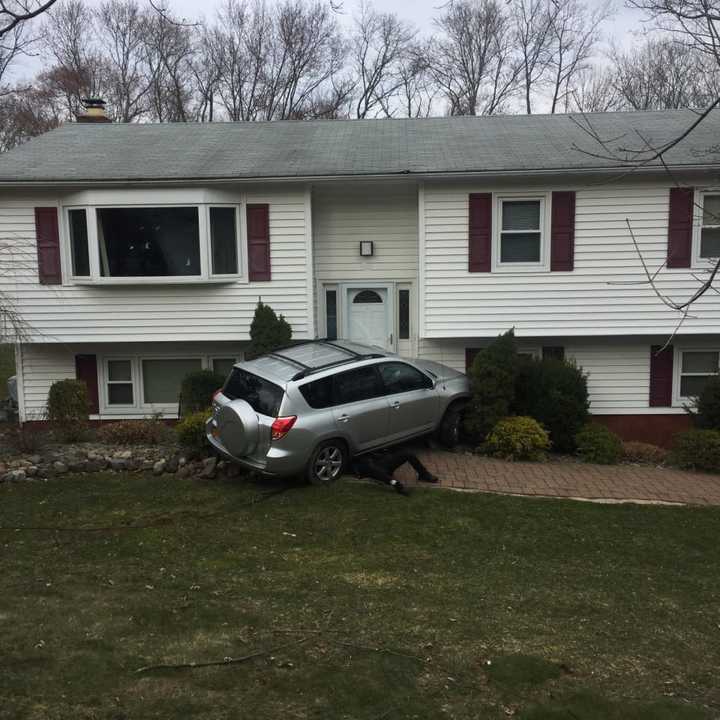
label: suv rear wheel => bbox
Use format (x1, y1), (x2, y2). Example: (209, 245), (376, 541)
(307, 440), (347, 485)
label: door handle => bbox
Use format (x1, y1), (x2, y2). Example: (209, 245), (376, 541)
(337, 414), (350, 423)
(390, 401), (400, 410)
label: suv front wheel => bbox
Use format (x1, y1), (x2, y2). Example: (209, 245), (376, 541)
(436, 404), (463, 448)
(307, 440), (348, 485)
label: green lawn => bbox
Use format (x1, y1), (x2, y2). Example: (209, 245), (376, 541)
(1, 473), (719, 720)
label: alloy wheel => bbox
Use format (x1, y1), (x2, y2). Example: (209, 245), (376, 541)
(314, 445), (343, 483)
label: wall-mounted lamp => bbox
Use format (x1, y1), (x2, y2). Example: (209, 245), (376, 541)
(360, 240), (374, 257)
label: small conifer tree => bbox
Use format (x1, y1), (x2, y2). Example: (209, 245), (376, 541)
(463, 329), (518, 442)
(247, 300), (292, 359)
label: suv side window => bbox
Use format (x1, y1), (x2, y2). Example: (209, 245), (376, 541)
(299, 376), (334, 409)
(379, 362), (433, 394)
(333, 365), (384, 404)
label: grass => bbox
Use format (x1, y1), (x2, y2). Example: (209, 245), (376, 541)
(1, 473), (719, 720)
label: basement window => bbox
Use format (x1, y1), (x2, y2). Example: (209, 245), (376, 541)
(142, 358), (202, 404)
(106, 359), (134, 406)
(679, 350), (719, 399)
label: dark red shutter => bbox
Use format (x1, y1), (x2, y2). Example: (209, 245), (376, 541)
(34, 207), (62, 285)
(247, 204), (271, 281)
(667, 188), (694, 268)
(465, 348), (481, 372)
(75, 354), (99, 414)
(550, 191), (575, 271)
(649, 345), (673, 407)
(468, 193), (492, 272)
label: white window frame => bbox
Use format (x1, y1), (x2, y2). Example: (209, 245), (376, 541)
(493, 193), (551, 272)
(674, 347), (720, 403)
(62, 202), (244, 285)
(692, 189), (720, 268)
(210, 356), (239, 376)
(103, 357), (138, 409)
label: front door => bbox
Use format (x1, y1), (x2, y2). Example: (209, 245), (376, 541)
(346, 287), (390, 349)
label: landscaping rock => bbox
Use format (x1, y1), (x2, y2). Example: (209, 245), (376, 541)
(176, 465), (192, 479)
(109, 458), (127, 472)
(29, 455), (42, 465)
(26, 466), (39, 478)
(199, 456), (217, 479)
(153, 459), (166, 476)
(165, 456), (179, 473)
(68, 461), (86, 473)
(52, 461), (68, 474)
(113, 450), (133, 460)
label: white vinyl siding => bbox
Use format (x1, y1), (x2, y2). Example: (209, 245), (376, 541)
(422, 182), (720, 338)
(0, 187), (311, 343)
(17, 341), (245, 421)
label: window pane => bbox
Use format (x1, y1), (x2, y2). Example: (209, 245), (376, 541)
(300, 376), (335, 409)
(501, 232), (541, 262)
(108, 359), (131, 382)
(333, 366), (383, 404)
(379, 362), (431, 393)
(142, 358), (202, 404)
(398, 289), (410, 340)
(682, 351), (718, 374)
(210, 207), (238, 274)
(223, 369), (284, 416)
(502, 201), (540, 231)
(108, 383), (133, 405)
(326, 290), (337, 340)
(681, 374), (714, 398)
(212, 358), (236, 378)
(97, 207), (200, 277)
(69, 209), (90, 276)
(700, 228), (720, 258)
(702, 195), (720, 226)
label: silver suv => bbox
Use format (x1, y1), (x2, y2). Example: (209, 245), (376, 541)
(206, 340), (470, 484)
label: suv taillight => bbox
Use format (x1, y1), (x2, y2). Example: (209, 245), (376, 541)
(271, 416), (297, 441)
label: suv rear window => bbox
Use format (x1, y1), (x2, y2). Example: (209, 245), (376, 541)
(223, 369), (284, 417)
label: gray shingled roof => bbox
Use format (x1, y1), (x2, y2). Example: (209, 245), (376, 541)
(1, 109), (719, 183)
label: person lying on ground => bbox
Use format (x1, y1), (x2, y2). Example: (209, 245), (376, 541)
(351, 448), (439, 496)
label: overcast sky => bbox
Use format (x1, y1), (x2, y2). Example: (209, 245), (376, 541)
(9, 0), (652, 83)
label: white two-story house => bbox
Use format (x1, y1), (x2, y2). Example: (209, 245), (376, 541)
(1, 108), (719, 445)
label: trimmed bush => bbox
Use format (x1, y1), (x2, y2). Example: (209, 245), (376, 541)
(575, 424), (623, 464)
(176, 408), (212, 455)
(670, 429), (720, 473)
(463, 329), (519, 442)
(622, 441), (668, 466)
(180, 369), (226, 416)
(247, 300), (292, 360)
(46, 379), (89, 441)
(483, 416), (550, 461)
(515, 358), (589, 453)
(693, 376), (720, 430)
(97, 418), (171, 446)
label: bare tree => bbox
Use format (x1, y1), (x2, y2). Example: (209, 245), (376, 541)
(263, 0), (346, 120)
(430, 0), (519, 116)
(349, 1), (416, 118)
(96, 0), (153, 122)
(143, 7), (195, 121)
(393, 44), (436, 118)
(612, 37), (720, 110)
(1, 0), (58, 40)
(512, 0), (557, 114)
(548, 0), (611, 113)
(566, 65), (619, 112)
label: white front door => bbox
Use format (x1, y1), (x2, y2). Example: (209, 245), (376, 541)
(346, 287), (390, 349)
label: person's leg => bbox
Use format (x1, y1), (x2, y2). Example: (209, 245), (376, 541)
(361, 456), (410, 495)
(381, 450), (438, 483)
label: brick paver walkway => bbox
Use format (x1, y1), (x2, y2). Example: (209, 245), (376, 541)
(392, 448), (720, 506)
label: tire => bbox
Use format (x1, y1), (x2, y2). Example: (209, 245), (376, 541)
(436, 405), (462, 448)
(306, 439), (348, 485)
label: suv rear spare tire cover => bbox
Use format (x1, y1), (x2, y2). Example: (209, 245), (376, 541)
(217, 399), (259, 457)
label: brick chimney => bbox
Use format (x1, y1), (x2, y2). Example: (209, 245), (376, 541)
(77, 98), (111, 123)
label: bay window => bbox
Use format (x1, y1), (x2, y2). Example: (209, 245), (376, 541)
(64, 202), (241, 283)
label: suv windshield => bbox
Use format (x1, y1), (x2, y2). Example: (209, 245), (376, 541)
(223, 369), (284, 417)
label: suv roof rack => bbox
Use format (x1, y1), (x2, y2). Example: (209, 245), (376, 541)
(262, 340), (385, 382)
